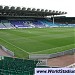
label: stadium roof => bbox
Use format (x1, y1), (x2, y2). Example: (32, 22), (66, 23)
(0, 5), (67, 17)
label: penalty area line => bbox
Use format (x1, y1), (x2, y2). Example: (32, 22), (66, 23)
(0, 37), (31, 54)
(31, 44), (75, 54)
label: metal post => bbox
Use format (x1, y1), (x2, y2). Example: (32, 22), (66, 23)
(53, 15), (54, 25)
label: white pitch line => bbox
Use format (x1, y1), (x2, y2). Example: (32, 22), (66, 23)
(31, 44), (75, 54)
(0, 37), (31, 54)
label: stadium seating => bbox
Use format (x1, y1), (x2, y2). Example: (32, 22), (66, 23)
(3, 22), (14, 28)
(0, 18), (75, 29)
(32, 20), (45, 28)
(10, 20), (33, 28)
(1, 20), (13, 28)
(0, 56), (38, 75)
(0, 23), (6, 29)
(2, 20), (14, 28)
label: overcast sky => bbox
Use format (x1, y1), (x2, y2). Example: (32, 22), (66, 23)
(0, 0), (74, 17)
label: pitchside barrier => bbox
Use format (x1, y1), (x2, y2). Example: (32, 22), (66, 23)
(0, 45), (14, 57)
(29, 48), (75, 59)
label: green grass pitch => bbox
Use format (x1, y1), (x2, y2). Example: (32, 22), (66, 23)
(0, 27), (75, 58)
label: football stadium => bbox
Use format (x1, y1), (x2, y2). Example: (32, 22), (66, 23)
(0, 5), (75, 75)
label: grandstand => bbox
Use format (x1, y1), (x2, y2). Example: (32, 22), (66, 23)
(0, 5), (75, 75)
(1, 17), (75, 28)
(0, 5), (68, 29)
